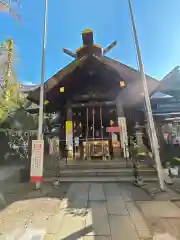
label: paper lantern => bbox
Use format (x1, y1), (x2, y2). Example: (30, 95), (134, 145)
(119, 81), (125, 87)
(60, 87), (64, 93)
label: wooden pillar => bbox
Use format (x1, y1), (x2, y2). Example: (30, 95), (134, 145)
(58, 110), (65, 159)
(66, 103), (74, 160)
(135, 122), (144, 146)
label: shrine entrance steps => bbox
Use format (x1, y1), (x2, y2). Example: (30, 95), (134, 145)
(44, 158), (158, 183)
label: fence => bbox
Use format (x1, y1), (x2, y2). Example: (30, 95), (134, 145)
(0, 129), (37, 162)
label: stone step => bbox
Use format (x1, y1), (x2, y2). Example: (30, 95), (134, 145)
(43, 176), (158, 183)
(57, 168), (157, 177)
(60, 162), (130, 169)
(44, 168), (157, 180)
(57, 161), (152, 170)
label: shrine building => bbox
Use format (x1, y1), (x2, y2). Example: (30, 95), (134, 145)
(27, 29), (160, 161)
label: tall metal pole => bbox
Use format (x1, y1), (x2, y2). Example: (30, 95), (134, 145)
(128, 0), (164, 190)
(36, 0), (48, 189)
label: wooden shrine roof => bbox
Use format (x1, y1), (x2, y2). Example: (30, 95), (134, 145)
(157, 66), (180, 97)
(27, 29), (160, 111)
(27, 55), (159, 107)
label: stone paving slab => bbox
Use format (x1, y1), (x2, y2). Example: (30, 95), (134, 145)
(84, 236), (111, 240)
(0, 228), (46, 240)
(19, 228), (46, 240)
(61, 183), (89, 217)
(68, 183), (89, 211)
(27, 212), (55, 230)
(0, 211), (30, 236)
(85, 201), (110, 236)
(104, 183), (128, 215)
(154, 187), (180, 201)
(47, 183), (89, 239)
(89, 184), (105, 201)
(0, 183), (68, 239)
(1, 182), (180, 240)
(46, 212), (64, 235)
(32, 198), (61, 214)
(104, 183), (120, 197)
(137, 201), (180, 218)
(43, 233), (56, 240)
(109, 215), (140, 240)
(142, 183), (180, 201)
(66, 183), (89, 201)
(168, 218), (180, 239)
(118, 183), (153, 201)
(56, 213), (85, 239)
(125, 202), (151, 239)
(0, 200), (32, 217)
(46, 184), (69, 199)
(146, 218), (180, 240)
(118, 184), (133, 201)
(174, 201), (180, 208)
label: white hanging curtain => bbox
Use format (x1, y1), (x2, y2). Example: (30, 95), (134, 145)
(92, 108), (95, 140)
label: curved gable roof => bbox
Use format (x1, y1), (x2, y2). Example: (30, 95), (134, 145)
(27, 55), (159, 106)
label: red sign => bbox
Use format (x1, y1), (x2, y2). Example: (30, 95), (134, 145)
(30, 140), (44, 183)
(106, 126), (120, 133)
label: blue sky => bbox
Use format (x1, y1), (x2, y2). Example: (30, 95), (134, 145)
(0, 0), (180, 84)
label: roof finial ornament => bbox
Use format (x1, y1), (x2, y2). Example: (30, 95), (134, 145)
(62, 29), (117, 59)
(103, 41), (117, 55)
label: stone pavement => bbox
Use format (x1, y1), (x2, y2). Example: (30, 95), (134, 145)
(0, 183), (180, 239)
(0, 164), (24, 182)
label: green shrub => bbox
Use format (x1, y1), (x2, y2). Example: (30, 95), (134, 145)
(170, 157), (180, 167)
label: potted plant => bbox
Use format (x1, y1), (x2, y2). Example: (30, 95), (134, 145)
(169, 157), (180, 176)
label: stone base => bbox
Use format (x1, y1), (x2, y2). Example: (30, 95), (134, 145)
(67, 150), (73, 160)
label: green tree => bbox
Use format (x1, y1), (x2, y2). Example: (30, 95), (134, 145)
(0, 39), (37, 162)
(0, 39), (25, 123)
(0, 82), (25, 123)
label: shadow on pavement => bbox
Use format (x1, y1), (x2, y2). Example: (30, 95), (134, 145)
(1, 180), (180, 239)
(61, 225), (93, 240)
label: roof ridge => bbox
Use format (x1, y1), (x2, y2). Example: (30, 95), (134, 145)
(104, 56), (159, 82)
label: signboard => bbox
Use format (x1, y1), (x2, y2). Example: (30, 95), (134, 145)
(66, 121), (73, 134)
(106, 126), (120, 133)
(118, 117), (129, 159)
(112, 133), (118, 143)
(49, 137), (59, 154)
(74, 137), (79, 146)
(30, 140), (44, 182)
(66, 121), (73, 156)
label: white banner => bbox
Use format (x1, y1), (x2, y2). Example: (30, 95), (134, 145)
(48, 138), (59, 154)
(66, 121), (73, 153)
(74, 137), (79, 146)
(30, 140), (44, 182)
(118, 117), (129, 158)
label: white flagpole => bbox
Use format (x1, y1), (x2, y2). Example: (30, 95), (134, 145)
(128, 0), (164, 190)
(36, 0), (48, 189)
